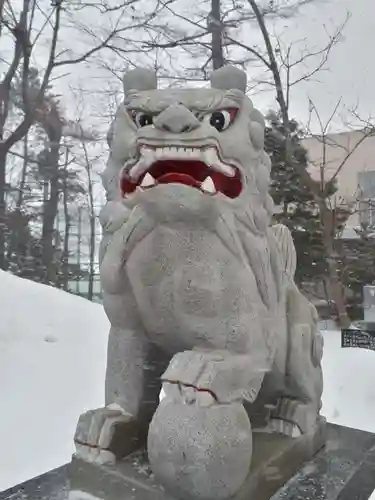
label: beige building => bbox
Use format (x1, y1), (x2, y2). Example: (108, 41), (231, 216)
(302, 129), (375, 236)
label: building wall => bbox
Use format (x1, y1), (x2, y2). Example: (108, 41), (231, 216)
(302, 129), (375, 231)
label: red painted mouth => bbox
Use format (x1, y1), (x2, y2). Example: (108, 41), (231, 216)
(120, 160), (242, 199)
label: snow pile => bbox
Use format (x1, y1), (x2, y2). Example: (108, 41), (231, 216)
(0, 271), (109, 491)
(321, 329), (375, 434)
(1, 270), (375, 492)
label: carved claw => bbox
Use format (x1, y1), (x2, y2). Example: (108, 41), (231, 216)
(260, 418), (302, 438)
(74, 405), (140, 463)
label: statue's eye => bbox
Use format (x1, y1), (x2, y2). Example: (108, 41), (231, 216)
(203, 108), (238, 132)
(130, 111), (154, 128)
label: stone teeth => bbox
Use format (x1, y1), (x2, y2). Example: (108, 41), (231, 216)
(129, 148), (155, 178)
(129, 145), (235, 181)
(155, 148), (164, 160)
(141, 172), (156, 187)
(160, 146), (182, 157)
(203, 148), (235, 177)
(216, 162), (235, 177)
(201, 176), (216, 194)
(203, 148), (217, 166)
(159, 387), (166, 402)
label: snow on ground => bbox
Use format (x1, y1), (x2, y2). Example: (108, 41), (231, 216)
(1, 270), (375, 491)
(321, 328), (375, 434)
(0, 271), (109, 491)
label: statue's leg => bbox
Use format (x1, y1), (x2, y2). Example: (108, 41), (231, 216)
(268, 283), (324, 436)
(74, 293), (169, 463)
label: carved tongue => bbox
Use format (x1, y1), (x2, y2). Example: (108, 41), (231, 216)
(157, 173), (200, 187)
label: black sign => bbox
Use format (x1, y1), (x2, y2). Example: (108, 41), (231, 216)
(341, 329), (375, 351)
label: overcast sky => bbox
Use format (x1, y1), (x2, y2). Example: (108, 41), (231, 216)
(267, 0), (375, 130)
(2, 0), (374, 134)
(54, 0), (375, 134)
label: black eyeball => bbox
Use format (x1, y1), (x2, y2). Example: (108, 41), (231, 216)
(204, 109), (237, 132)
(132, 111), (154, 128)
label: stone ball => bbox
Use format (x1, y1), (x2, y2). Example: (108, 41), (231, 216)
(147, 399), (252, 500)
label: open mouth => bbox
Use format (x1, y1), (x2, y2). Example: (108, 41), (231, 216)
(120, 146), (242, 199)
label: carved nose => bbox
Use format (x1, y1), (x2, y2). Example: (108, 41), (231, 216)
(153, 104), (200, 133)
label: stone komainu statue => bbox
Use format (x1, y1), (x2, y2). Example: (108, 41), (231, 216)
(74, 66), (324, 500)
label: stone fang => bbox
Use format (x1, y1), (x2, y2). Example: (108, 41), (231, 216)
(201, 176), (216, 194)
(140, 172), (156, 187)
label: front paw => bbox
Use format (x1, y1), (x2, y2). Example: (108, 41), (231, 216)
(161, 349), (264, 404)
(74, 404), (138, 463)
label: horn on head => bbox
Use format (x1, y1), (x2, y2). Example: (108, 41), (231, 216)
(210, 65), (247, 93)
(123, 68), (157, 95)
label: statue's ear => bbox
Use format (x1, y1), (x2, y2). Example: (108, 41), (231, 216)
(210, 65), (247, 93)
(123, 68), (157, 96)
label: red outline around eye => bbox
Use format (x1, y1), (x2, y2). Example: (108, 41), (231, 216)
(226, 107), (239, 123)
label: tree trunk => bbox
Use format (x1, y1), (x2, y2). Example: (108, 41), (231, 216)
(88, 207), (96, 301)
(61, 148), (70, 291)
(210, 0), (225, 69)
(0, 144), (7, 270)
(320, 203), (351, 328)
(17, 134), (29, 210)
(41, 126), (62, 284)
(81, 139), (96, 301)
(5, 133), (30, 268)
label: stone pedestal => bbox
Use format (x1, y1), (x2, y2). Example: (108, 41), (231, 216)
(68, 418), (326, 500)
(3, 423), (375, 500)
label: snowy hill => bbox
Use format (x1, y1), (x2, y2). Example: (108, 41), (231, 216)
(1, 271), (375, 492)
(0, 271), (109, 491)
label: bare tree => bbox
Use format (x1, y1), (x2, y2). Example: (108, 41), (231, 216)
(232, 0), (353, 326)
(136, 0), (331, 83)
(0, 0), (165, 268)
(299, 99), (375, 326)
(130, 0), (256, 81)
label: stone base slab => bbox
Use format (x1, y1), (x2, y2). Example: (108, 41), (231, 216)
(68, 418), (326, 500)
(4, 422), (375, 500)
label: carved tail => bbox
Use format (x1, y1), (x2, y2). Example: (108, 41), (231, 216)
(271, 224), (297, 281)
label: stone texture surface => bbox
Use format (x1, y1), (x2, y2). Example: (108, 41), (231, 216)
(272, 423), (375, 500)
(3, 424), (375, 500)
